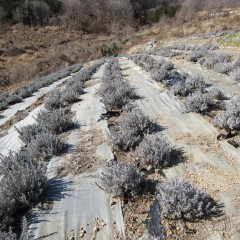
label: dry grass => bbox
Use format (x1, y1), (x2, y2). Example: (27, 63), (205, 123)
(1, 8), (240, 96)
(0, 24), (112, 94)
(56, 128), (105, 177)
(126, 9), (240, 54)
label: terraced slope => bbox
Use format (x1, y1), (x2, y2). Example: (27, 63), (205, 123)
(119, 57), (240, 239)
(0, 50), (239, 239)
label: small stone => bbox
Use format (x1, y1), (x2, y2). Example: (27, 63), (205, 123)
(79, 228), (86, 238)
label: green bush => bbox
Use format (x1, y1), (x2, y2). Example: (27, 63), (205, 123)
(147, 5), (180, 23)
(20, 0), (50, 26)
(0, 0), (62, 23)
(100, 42), (119, 57)
(0, 0), (24, 19)
(44, 0), (62, 13)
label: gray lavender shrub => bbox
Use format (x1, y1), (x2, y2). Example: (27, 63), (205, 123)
(100, 161), (142, 197)
(36, 108), (75, 134)
(44, 90), (64, 111)
(62, 89), (79, 103)
(214, 62), (233, 74)
(110, 108), (155, 150)
(26, 131), (66, 160)
(156, 178), (217, 221)
(99, 59), (135, 110)
(185, 74), (205, 92)
(230, 68), (240, 81)
(152, 47), (179, 58)
(170, 74), (206, 97)
(207, 88), (224, 100)
(111, 127), (142, 151)
(0, 63), (83, 111)
(187, 51), (206, 62)
(20, 217), (28, 240)
(0, 99), (8, 111)
(130, 54), (173, 83)
(7, 94), (22, 105)
(120, 108), (154, 134)
(152, 69), (168, 82)
(16, 124), (48, 144)
(212, 97), (240, 132)
(183, 91), (213, 114)
(101, 90), (129, 110)
(66, 81), (84, 94)
(136, 135), (173, 168)
(0, 194), (15, 232)
(17, 84), (38, 98)
(170, 80), (191, 97)
(200, 52), (232, 69)
(0, 152), (47, 230)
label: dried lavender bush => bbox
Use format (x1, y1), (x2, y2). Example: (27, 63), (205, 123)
(16, 124), (48, 144)
(183, 91), (213, 114)
(152, 47), (179, 58)
(185, 74), (205, 92)
(62, 89), (79, 103)
(130, 54), (173, 83)
(0, 152), (47, 230)
(7, 94), (23, 105)
(36, 108), (75, 134)
(207, 88), (224, 100)
(187, 51), (206, 62)
(111, 127), (142, 151)
(66, 81), (84, 94)
(0, 194), (15, 232)
(170, 74), (205, 97)
(156, 178), (217, 221)
(121, 108), (155, 134)
(44, 90), (64, 111)
(135, 135), (173, 168)
(99, 161), (142, 197)
(20, 217), (28, 240)
(214, 63), (233, 74)
(26, 131), (66, 160)
(152, 69), (168, 82)
(110, 108), (155, 150)
(230, 68), (240, 81)
(200, 52), (232, 69)
(212, 97), (240, 132)
(170, 80), (191, 97)
(99, 59), (135, 110)
(0, 99), (8, 111)
(0, 63), (83, 111)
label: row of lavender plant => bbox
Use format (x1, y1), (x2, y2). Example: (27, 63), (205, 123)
(99, 57), (219, 239)
(0, 64), (82, 111)
(131, 54), (240, 135)
(0, 60), (105, 238)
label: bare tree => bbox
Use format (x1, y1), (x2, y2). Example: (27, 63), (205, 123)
(62, 0), (133, 33)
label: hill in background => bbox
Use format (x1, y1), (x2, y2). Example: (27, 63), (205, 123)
(0, 0), (240, 93)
